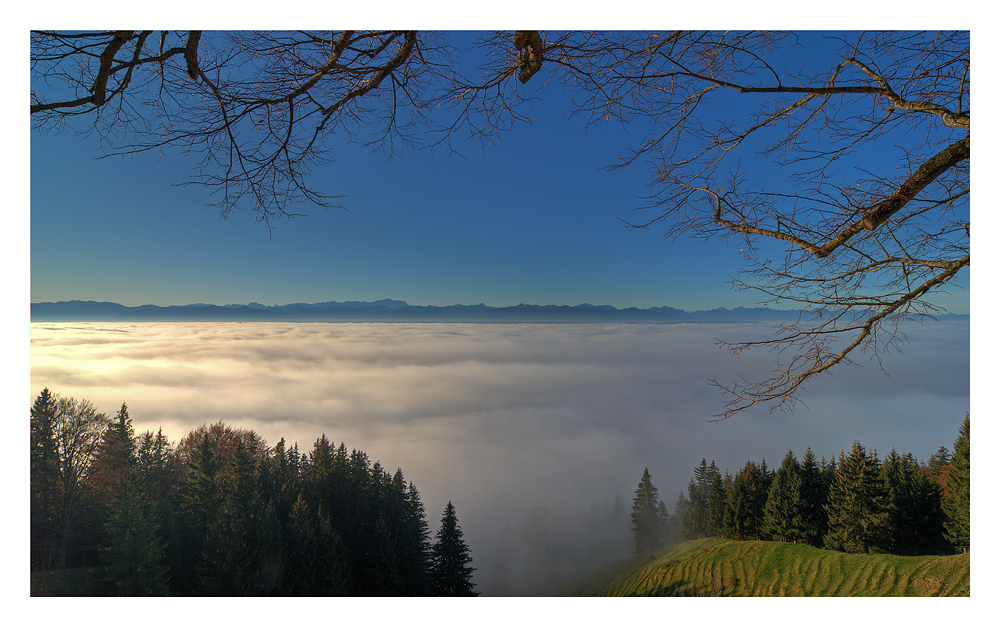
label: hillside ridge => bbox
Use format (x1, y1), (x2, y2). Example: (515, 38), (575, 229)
(564, 537), (970, 596)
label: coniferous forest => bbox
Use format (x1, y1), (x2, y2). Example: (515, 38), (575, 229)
(630, 415), (970, 558)
(30, 385), (970, 596)
(29, 388), (478, 596)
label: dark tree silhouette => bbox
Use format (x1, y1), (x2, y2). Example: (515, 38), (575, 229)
(429, 501), (477, 596)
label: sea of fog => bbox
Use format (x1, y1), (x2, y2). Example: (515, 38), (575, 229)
(29, 321), (969, 595)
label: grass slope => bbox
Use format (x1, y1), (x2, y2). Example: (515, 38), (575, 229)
(566, 538), (969, 597)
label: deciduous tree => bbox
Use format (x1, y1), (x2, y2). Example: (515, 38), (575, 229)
(49, 395), (108, 568)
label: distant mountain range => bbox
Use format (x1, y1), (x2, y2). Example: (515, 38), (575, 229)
(30, 300), (970, 323)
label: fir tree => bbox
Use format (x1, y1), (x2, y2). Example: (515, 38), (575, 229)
(99, 470), (169, 595)
(792, 448), (828, 547)
(679, 478), (707, 540)
(943, 415), (970, 552)
(706, 463), (727, 537)
(824, 442), (888, 553)
(89, 403), (137, 520)
(630, 468), (667, 552)
(926, 445), (951, 494)
(663, 491), (686, 546)
(429, 502), (477, 596)
(762, 451), (800, 542)
(681, 459), (719, 539)
(176, 432), (223, 593)
(200, 437), (283, 595)
(285, 494), (349, 595)
(722, 460), (770, 541)
(30, 389), (61, 570)
(896, 452), (947, 555)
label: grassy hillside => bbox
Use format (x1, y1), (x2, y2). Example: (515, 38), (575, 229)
(565, 537), (969, 596)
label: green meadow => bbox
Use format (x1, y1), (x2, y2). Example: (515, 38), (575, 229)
(566, 537), (970, 597)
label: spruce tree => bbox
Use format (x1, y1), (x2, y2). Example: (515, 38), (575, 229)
(429, 502), (477, 596)
(396, 475), (432, 594)
(664, 491), (687, 546)
(878, 449), (909, 554)
(762, 451), (800, 542)
(679, 478), (707, 540)
(285, 494), (349, 595)
(30, 389), (61, 570)
(631, 468), (667, 552)
(706, 463), (727, 537)
(793, 448), (828, 547)
(89, 403), (138, 518)
(943, 415), (970, 552)
(898, 452), (947, 555)
(176, 432), (223, 593)
(824, 442), (888, 553)
(200, 437), (283, 595)
(99, 470), (169, 595)
(927, 445), (951, 493)
(722, 460), (770, 541)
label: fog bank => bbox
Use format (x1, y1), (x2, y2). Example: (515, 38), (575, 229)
(29, 321), (969, 594)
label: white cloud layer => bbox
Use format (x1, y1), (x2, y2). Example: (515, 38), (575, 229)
(29, 320), (970, 594)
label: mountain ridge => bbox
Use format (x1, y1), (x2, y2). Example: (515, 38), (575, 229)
(30, 299), (970, 323)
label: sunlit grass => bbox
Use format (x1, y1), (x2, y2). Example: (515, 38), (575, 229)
(565, 538), (970, 597)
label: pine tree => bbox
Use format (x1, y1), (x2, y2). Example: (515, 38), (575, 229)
(943, 415), (970, 552)
(824, 442), (888, 553)
(762, 451), (800, 542)
(429, 502), (477, 596)
(630, 468), (667, 552)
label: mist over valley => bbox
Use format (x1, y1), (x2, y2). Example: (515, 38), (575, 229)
(28, 320), (969, 594)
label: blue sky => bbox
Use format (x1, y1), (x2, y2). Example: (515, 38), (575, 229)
(26, 28), (971, 313)
(28, 45), (745, 310)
